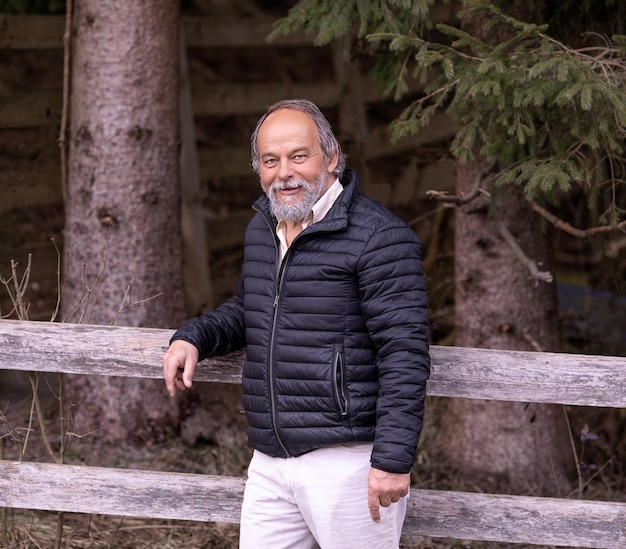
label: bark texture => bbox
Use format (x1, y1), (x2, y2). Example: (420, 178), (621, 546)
(62, 0), (185, 442)
(437, 158), (576, 496)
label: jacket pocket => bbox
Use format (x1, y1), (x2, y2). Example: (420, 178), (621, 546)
(333, 351), (349, 418)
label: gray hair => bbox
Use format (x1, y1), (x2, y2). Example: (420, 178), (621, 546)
(250, 99), (347, 178)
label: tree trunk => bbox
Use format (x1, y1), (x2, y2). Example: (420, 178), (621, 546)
(434, 1), (576, 496)
(62, 0), (186, 443)
(437, 159), (576, 495)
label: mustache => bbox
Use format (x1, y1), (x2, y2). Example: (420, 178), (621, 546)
(270, 179), (309, 192)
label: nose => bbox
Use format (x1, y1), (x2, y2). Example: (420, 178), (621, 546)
(276, 158), (294, 181)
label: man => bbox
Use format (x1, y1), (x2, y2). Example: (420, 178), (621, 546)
(163, 99), (430, 548)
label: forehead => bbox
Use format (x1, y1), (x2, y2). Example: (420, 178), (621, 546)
(257, 108), (320, 151)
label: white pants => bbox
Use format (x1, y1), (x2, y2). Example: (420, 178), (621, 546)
(239, 443), (407, 549)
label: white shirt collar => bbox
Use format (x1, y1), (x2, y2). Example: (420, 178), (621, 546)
(305, 177), (343, 229)
(276, 177), (343, 259)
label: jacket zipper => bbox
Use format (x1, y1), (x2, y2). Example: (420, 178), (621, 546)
(259, 209), (291, 456)
(254, 206), (344, 455)
(268, 289), (290, 456)
(333, 351), (349, 417)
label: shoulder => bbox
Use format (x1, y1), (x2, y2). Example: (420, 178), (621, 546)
(340, 169), (413, 234)
(348, 193), (418, 248)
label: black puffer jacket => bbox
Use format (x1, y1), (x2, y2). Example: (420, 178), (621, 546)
(172, 169), (430, 474)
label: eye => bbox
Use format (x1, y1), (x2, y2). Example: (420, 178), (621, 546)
(292, 154), (308, 162)
(263, 158), (278, 167)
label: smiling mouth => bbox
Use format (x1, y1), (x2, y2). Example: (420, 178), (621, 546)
(271, 181), (303, 199)
(274, 181), (301, 191)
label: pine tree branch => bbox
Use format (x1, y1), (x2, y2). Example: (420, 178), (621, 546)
(532, 202), (626, 237)
(499, 222), (553, 284)
(426, 160), (495, 205)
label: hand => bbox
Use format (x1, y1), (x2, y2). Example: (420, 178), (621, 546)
(367, 467), (410, 523)
(163, 340), (199, 397)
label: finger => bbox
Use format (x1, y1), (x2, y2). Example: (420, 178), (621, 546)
(174, 368), (187, 390)
(163, 359), (180, 397)
(182, 355), (197, 389)
(163, 352), (186, 397)
(379, 497), (392, 508)
(368, 489), (381, 523)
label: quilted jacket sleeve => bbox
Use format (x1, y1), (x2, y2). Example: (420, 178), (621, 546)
(170, 278), (246, 361)
(356, 219), (430, 474)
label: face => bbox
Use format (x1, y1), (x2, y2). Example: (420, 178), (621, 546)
(256, 108), (338, 222)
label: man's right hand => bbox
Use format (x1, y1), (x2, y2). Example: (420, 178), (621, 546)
(163, 340), (199, 397)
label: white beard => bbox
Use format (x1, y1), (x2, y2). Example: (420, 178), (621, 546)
(265, 171), (328, 222)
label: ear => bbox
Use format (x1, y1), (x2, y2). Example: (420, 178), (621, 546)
(326, 149), (339, 175)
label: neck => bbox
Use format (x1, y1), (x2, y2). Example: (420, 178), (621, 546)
(284, 220), (303, 247)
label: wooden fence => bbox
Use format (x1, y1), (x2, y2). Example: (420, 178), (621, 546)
(1, 319), (626, 547)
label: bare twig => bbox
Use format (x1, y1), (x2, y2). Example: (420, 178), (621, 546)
(58, 0), (73, 206)
(18, 524), (44, 549)
(499, 222), (553, 283)
(50, 236), (63, 322)
(22, 381), (37, 460)
(63, 224), (114, 324)
(522, 331), (543, 352)
(426, 161), (496, 205)
(63, 258), (93, 324)
(561, 407), (584, 499)
(0, 255), (32, 320)
(532, 202), (626, 237)
(27, 373), (60, 464)
(573, 454), (616, 497)
(87, 223), (114, 324)
(110, 278), (164, 326)
(58, 375), (68, 461)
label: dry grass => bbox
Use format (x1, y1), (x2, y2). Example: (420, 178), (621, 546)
(2, 511), (240, 549)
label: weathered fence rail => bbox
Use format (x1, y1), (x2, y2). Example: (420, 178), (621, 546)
(1, 319), (626, 547)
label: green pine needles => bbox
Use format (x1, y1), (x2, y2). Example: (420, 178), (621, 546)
(270, 0), (626, 224)
(388, 4), (626, 206)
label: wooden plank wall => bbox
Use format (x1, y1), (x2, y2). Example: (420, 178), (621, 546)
(0, 14), (456, 202)
(0, 12), (457, 314)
